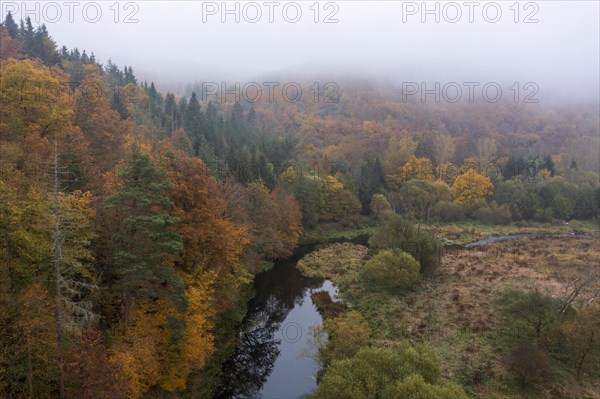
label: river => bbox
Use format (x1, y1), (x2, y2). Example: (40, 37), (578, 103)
(213, 256), (337, 399)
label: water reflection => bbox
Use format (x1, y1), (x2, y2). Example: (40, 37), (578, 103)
(214, 258), (332, 399)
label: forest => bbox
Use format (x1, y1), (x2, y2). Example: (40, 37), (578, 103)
(1, 12), (599, 399)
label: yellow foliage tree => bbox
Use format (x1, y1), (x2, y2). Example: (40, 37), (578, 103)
(325, 175), (344, 191)
(0, 58), (73, 140)
(110, 301), (167, 399)
(401, 156), (433, 182)
(382, 135), (418, 176)
(179, 273), (216, 384)
(451, 169), (494, 207)
(321, 175), (361, 222)
(156, 271), (218, 392)
(280, 165), (299, 184)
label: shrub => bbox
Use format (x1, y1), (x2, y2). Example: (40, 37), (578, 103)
(370, 193), (394, 220)
(573, 186), (599, 219)
(432, 200), (465, 222)
(320, 311), (370, 364)
(361, 249), (420, 292)
(505, 342), (553, 389)
(313, 345), (464, 399)
(550, 194), (574, 220)
(313, 347), (403, 399)
(498, 288), (569, 341)
(382, 374), (468, 399)
(472, 202), (512, 225)
(369, 215), (442, 275)
(510, 190), (543, 220)
(456, 351), (493, 386)
(545, 305), (600, 378)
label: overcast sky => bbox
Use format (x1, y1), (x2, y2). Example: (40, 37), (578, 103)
(4, 1), (599, 101)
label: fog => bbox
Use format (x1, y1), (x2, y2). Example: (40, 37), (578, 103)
(4, 1), (599, 102)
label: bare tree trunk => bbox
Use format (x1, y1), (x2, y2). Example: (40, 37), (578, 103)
(53, 140), (65, 399)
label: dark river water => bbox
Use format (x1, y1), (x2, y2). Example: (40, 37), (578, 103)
(213, 256), (337, 399)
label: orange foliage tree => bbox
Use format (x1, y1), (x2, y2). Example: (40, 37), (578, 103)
(451, 169), (494, 207)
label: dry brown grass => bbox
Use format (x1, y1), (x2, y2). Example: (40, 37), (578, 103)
(401, 238), (600, 339)
(405, 237), (600, 398)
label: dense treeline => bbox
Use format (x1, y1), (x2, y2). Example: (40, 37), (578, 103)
(1, 12), (599, 399)
(0, 15), (301, 399)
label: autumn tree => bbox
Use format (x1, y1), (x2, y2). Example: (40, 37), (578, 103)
(159, 143), (249, 309)
(110, 301), (166, 398)
(270, 187), (303, 256)
(477, 137), (497, 174)
(245, 181), (301, 260)
(0, 58), (72, 141)
(178, 274), (217, 383)
(64, 329), (128, 399)
(321, 175), (361, 223)
(389, 156), (433, 189)
(0, 26), (22, 59)
(0, 180), (50, 291)
(398, 180), (451, 223)
(451, 169), (494, 208)
(171, 128), (194, 155)
(383, 135), (418, 176)
(432, 133), (455, 180)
